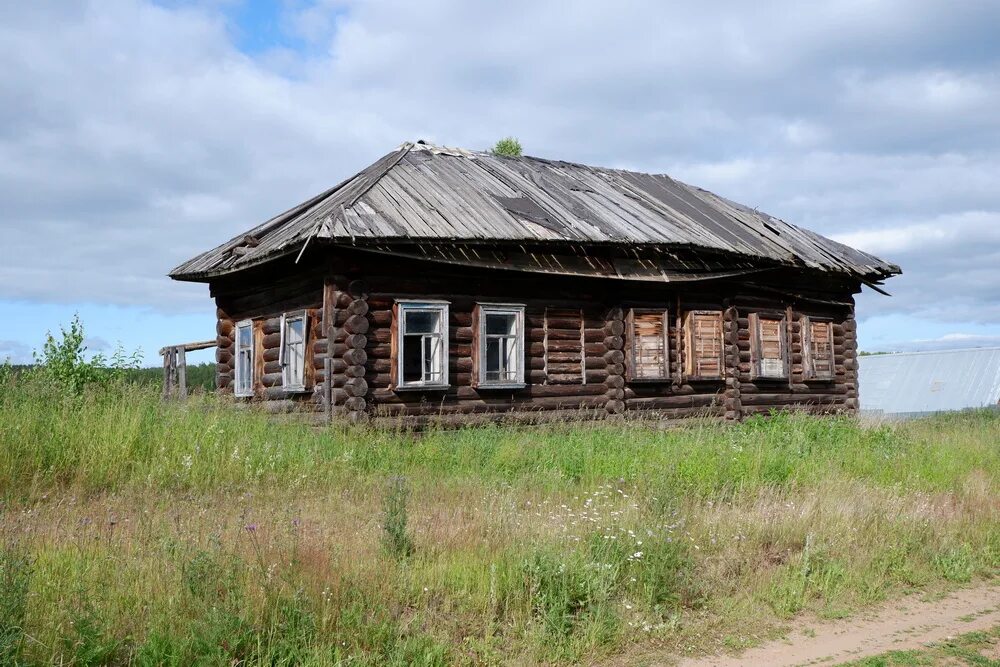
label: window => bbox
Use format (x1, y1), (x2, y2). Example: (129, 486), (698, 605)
(749, 313), (787, 379)
(280, 311), (307, 391)
(234, 319), (254, 397)
(396, 301), (449, 389)
(626, 308), (670, 381)
(476, 304), (525, 387)
(684, 311), (724, 379)
(803, 317), (834, 380)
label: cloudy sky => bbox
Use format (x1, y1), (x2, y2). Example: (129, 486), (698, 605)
(2, 0), (999, 365)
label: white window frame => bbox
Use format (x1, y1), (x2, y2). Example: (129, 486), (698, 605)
(396, 300), (450, 390)
(476, 303), (526, 388)
(279, 310), (308, 392)
(234, 319), (254, 397)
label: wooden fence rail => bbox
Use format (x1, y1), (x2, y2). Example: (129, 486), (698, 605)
(159, 340), (215, 400)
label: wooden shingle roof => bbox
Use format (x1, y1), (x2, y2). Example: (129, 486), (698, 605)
(169, 141), (900, 283)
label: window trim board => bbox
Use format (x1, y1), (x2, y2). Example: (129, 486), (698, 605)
(393, 299), (451, 391)
(474, 302), (527, 389)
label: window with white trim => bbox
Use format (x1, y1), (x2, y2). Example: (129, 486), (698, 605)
(234, 319), (254, 397)
(476, 304), (525, 387)
(280, 311), (307, 391)
(397, 301), (449, 389)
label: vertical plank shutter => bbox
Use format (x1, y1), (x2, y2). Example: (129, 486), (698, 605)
(685, 311), (724, 379)
(750, 314), (786, 378)
(627, 309), (669, 380)
(807, 319), (834, 379)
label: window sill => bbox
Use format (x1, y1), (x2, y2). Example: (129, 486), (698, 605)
(282, 386), (309, 394)
(476, 382), (527, 390)
(686, 376), (725, 382)
(627, 377), (673, 384)
(394, 384), (450, 392)
(751, 375), (789, 382)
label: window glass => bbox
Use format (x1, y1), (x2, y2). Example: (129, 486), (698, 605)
(405, 310), (439, 334)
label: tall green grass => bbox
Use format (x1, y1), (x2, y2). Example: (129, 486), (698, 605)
(1, 372), (998, 664)
(2, 372), (997, 499)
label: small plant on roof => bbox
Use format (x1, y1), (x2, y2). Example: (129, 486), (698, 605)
(491, 137), (522, 158)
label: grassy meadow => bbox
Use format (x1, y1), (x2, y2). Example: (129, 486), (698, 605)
(1, 372), (998, 665)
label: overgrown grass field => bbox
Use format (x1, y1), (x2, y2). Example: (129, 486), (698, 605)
(1, 373), (998, 665)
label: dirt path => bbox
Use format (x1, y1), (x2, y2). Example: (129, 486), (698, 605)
(675, 582), (1000, 667)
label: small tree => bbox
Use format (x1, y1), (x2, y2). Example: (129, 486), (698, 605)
(33, 314), (140, 394)
(491, 137), (523, 158)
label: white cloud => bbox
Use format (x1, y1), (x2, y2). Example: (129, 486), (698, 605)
(0, 0), (997, 351)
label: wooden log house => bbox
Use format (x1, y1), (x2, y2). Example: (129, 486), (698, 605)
(170, 141), (900, 424)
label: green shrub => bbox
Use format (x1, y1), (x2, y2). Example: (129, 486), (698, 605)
(32, 314), (140, 394)
(491, 137), (522, 157)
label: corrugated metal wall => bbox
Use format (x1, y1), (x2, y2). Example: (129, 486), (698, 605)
(859, 347), (1000, 417)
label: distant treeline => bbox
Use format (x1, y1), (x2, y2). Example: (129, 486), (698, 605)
(7, 363), (216, 391)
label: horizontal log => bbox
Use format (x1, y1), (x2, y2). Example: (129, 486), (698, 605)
(343, 377), (368, 398)
(216, 348), (233, 365)
(346, 299), (369, 317)
(263, 318), (282, 335)
(344, 397), (367, 412)
(217, 320), (234, 338)
(263, 332), (281, 349)
(527, 369), (607, 384)
(262, 372), (282, 387)
(343, 349), (367, 366)
(344, 314), (370, 335)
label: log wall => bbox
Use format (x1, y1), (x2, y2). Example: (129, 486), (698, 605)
(207, 247), (861, 423)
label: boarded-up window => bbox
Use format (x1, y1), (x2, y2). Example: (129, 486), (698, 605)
(684, 311), (724, 379)
(804, 317), (834, 380)
(626, 308), (670, 381)
(234, 319), (254, 397)
(279, 310), (308, 391)
(543, 307), (584, 384)
(749, 313), (786, 379)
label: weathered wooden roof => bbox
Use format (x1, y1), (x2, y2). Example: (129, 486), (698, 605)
(170, 141), (900, 283)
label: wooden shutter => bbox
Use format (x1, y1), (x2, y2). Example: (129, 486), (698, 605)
(684, 311), (724, 379)
(750, 313), (786, 379)
(805, 318), (834, 380)
(627, 309), (669, 380)
(543, 307), (584, 384)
